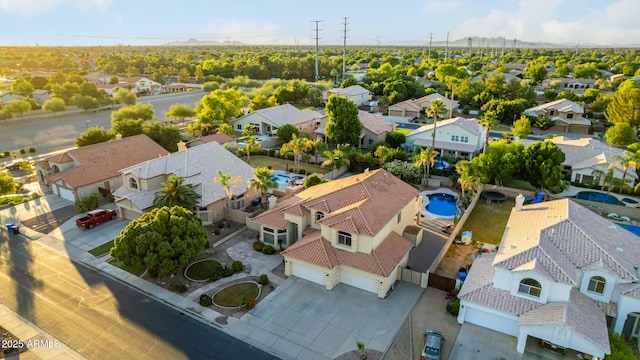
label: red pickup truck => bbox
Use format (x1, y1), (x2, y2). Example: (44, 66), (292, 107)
(76, 209), (117, 229)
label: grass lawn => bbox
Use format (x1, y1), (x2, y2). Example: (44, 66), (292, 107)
(213, 282), (259, 307)
(108, 258), (146, 276)
(0, 195), (28, 206)
(493, 124), (512, 132)
(185, 260), (222, 281)
(502, 179), (537, 192)
(247, 155), (330, 175)
(89, 240), (114, 257)
(459, 200), (513, 245)
(395, 128), (413, 135)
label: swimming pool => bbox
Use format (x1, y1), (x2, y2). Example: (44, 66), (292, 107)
(575, 191), (621, 205)
(426, 193), (458, 216)
(618, 223), (640, 237)
(273, 174), (290, 184)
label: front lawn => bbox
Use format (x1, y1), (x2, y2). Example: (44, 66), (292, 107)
(185, 259), (223, 281)
(247, 155), (330, 175)
(459, 200), (513, 245)
(108, 258), (146, 276)
(395, 128), (413, 135)
(89, 240), (114, 257)
(213, 282), (260, 307)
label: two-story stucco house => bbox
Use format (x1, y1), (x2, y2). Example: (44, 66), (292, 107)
(322, 85), (371, 106)
(113, 141), (257, 223)
(251, 169), (420, 298)
(405, 117), (485, 160)
(35, 134), (167, 202)
(524, 99), (590, 134)
(231, 104), (325, 136)
(457, 197), (640, 359)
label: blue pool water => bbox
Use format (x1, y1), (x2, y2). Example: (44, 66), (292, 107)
(575, 191), (621, 205)
(273, 175), (290, 184)
(434, 159), (450, 170)
(426, 193), (458, 216)
(618, 224), (640, 237)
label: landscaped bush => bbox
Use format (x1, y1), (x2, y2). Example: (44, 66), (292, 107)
(261, 244), (275, 255)
(169, 280), (187, 293)
(3, 150), (10, 157)
(232, 260), (244, 273)
(216, 221), (225, 229)
(74, 192), (101, 213)
(0, 153), (4, 158)
(28, 147), (36, 153)
(259, 274), (269, 285)
(147, 267), (159, 278)
(221, 266), (234, 277)
(446, 299), (460, 316)
(213, 228), (220, 235)
(252, 240), (264, 252)
(244, 298), (257, 310)
(199, 294), (212, 307)
(19, 149), (25, 154)
(297, 169), (307, 175)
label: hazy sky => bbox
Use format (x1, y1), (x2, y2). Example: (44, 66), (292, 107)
(0, 0), (638, 46)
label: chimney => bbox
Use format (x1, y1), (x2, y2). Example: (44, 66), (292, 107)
(115, 133), (122, 140)
(515, 194), (525, 211)
(268, 195), (277, 209)
(177, 141), (187, 152)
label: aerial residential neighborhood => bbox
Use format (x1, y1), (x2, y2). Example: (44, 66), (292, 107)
(1, 2), (640, 360)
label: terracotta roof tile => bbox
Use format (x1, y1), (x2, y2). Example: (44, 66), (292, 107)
(358, 111), (394, 135)
(281, 230), (338, 269)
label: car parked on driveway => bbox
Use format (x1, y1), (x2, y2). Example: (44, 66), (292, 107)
(4, 161), (25, 171)
(421, 329), (445, 360)
(76, 209), (117, 229)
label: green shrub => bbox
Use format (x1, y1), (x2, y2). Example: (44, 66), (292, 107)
(232, 260), (244, 273)
(0, 153), (4, 158)
(216, 221), (225, 229)
(297, 169), (307, 175)
(28, 147), (36, 153)
(446, 299), (460, 316)
(253, 240), (264, 252)
(199, 294), (212, 307)
(147, 267), (159, 278)
(244, 298), (257, 310)
(19, 149), (25, 154)
(213, 228), (220, 235)
(261, 244), (275, 255)
(259, 274), (269, 285)
(221, 266), (234, 277)
(169, 280), (187, 293)
(3, 150), (10, 157)
(208, 271), (221, 282)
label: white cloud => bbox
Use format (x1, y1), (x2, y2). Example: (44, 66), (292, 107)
(199, 19), (281, 45)
(0, 0), (111, 17)
(422, 0), (461, 13)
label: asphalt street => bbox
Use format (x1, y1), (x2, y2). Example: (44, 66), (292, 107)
(0, 91), (206, 162)
(0, 228), (278, 360)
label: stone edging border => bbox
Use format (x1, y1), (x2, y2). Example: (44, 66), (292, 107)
(211, 281), (262, 309)
(184, 259), (223, 283)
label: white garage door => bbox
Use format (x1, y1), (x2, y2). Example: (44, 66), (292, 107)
(291, 262), (326, 286)
(341, 268), (379, 294)
(57, 185), (75, 202)
(464, 306), (519, 336)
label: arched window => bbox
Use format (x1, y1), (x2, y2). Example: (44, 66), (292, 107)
(315, 211), (324, 222)
(518, 278), (541, 297)
(129, 178), (138, 189)
(338, 231), (352, 247)
(588, 276), (606, 294)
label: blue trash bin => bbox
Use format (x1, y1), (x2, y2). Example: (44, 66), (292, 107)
(6, 223), (13, 233)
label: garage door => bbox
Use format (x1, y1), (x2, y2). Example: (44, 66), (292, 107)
(57, 185), (75, 202)
(291, 262), (326, 286)
(463, 306), (519, 336)
(340, 267), (379, 294)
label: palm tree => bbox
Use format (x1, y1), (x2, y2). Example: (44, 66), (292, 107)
(609, 150), (640, 193)
(213, 170), (241, 227)
(248, 167), (278, 211)
(307, 137), (322, 165)
(479, 111), (499, 154)
(413, 146), (439, 184)
(280, 134), (311, 172)
(458, 173), (481, 205)
(591, 168), (615, 194)
(321, 144), (351, 178)
(153, 175), (200, 209)
(425, 98), (448, 150)
(240, 136), (261, 165)
(374, 145), (394, 167)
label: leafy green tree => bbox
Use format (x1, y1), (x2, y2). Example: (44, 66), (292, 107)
(79, 82), (104, 99)
(325, 95), (361, 146)
(591, 168), (616, 194)
(42, 97), (66, 116)
(470, 140), (524, 185)
(10, 78), (34, 97)
(248, 167), (278, 210)
(113, 118), (145, 137)
(153, 176), (201, 209)
(6, 99), (31, 119)
(109, 76), (119, 84)
(75, 127), (115, 147)
(238, 136), (261, 165)
(142, 121), (182, 152)
(384, 132), (406, 149)
(113, 88), (137, 105)
(627, 143), (640, 154)
(606, 122), (637, 148)
(276, 124), (299, 142)
(522, 141), (566, 192)
(382, 160), (421, 184)
(110, 206), (208, 277)
(609, 150), (640, 192)
(280, 134), (311, 172)
(242, 124), (257, 137)
(303, 175), (326, 189)
(194, 66), (205, 83)
(479, 112), (499, 153)
(426, 98), (448, 149)
(413, 146), (439, 182)
(177, 68), (190, 83)
(217, 123), (235, 137)
(534, 115), (555, 131)
(511, 115), (531, 139)
(111, 103), (155, 123)
(0, 172), (16, 195)
(249, 94), (278, 112)
(196, 88), (247, 125)
(341, 77), (357, 88)
(72, 95), (100, 111)
(523, 62), (547, 83)
(165, 104), (195, 124)
(604, 87), (640, 128)
(213, 170), (241, 226)
(543, 90), (558, 102)
(458, 173), (481, 203)
(0, 107), (14, 122)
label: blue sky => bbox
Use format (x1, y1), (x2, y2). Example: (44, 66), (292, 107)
(0, 0), (638, 46)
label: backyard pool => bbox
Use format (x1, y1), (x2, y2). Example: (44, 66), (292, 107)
(575, 191), (621, 205)
(426, 193), (458, 216)
(618, 223), (640, 237)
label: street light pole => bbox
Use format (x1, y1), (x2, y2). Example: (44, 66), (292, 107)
(85, 120), (91, 130)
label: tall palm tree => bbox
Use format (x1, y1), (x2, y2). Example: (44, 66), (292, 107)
(280, 134), (312, 172)
(240, 136), (261, 165)
(591, 168), (615, 194)
(413, 146), (439, 184)
(479, 111), (499, 154)
(458, 173), (481, 205)
(609, 150), (640, 193)
(213, 170), (241, 227)
(374, 145), (394, 167)
(307, 137), (322, 165)
(425, 98), (448, 150)
(248, 167), (278, 211)
(153, 175), (200, 209)
(321, 144), (351, 178)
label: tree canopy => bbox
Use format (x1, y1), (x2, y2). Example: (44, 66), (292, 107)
(75, 127), (115, 147)
(276, 124), (299, 142)
(196, 88), (247, 125)
(153, 176), (201, 209)
(165, 104), (195, 124)
(324, 94), (361, 145)
(42, 97), (66, 115)
(522, 141), (566, 192)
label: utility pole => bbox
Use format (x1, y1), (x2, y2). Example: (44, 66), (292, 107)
(312, 20), (323, 83)
(376, 35), (380, 52)
(501, 37), (505, 57)
(342, 17), (348, 81)
(480, 37), (484, 57)
(575, 40), (580, 55)
(445, 31), (449, 62)
(467, 36), (473, 58)
(512, 37), (517, 52)
(427, 32), (434, 62)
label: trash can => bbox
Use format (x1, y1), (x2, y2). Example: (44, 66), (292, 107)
(12, 225), (19, 235)
(6, 223), (13, 233)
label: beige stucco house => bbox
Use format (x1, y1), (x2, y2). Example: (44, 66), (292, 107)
(415, 93), (459, 114)
(231, 104), (325, 136)
(387, 99), (421, 118)
(252, 169), (420, 298)
(322, 85), (371, 106)
(524, 99), (590, 134)
(405, 117), (485, 160)
(35, 134), (167, 202)
(113, 141), (257, 223)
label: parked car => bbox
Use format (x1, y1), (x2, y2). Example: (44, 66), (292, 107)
(421, 329), (444, 360)
(4, 161), (25, 171)
(76, 209), (117, 229)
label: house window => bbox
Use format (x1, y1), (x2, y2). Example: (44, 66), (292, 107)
(129, 178), (138, 189)
(518, 278), (541, 297)
(263, 227), (275, 245)
(315, 211), (325, 222)
(461, 136), (468, 143)
(451, 135), (456, 141)
(338, 231), (352, 247)
(237, 124), (242, 130)
(588, 276), (606, 294)
(566, 113), (574, 119)
(549, 110), (555, 116)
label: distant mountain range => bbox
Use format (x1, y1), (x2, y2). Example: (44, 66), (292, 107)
(166, 38), (247, 46)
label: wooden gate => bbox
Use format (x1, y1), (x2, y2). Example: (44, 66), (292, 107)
(428, 272), (456, 292)
(400, 268), (424, 286)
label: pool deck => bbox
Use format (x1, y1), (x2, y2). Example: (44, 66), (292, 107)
(420, 188), (461, 221)
(556, 185), (640, 208)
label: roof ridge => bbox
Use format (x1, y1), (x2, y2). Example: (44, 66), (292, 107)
(356, 206), (374, 236)
(371, 248), (387, 276)
(320, 236), (335, 269)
